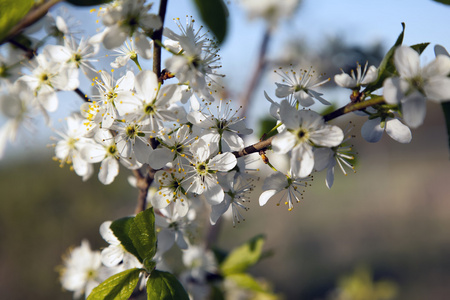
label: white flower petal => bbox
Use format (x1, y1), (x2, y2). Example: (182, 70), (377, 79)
(135, 70), (158, 100)
(259, 189), (277, 206)
(157, 229), (175, 253)
(101, 245), (124, 267)
(334, 72), (356, 88)
(422, 55), (450, 78)
(385, 118), (412, 143)
(361, 118), (384, 143)
(325, 166), (335, 189)
(394, 46), (421, 78)
(222, 131), (244, 151)
(290, 144), (314, 178)
(272, 131), (296, 154)
(401, 91), (427, 128)
(209, 152), (237, 172)
(424, 77), (450, 102)
(203, 178), (225, 205)
(310, 125), (343, 147)
(99, 158), (119, 185)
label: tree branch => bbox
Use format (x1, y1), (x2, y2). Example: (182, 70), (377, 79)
(133, 168), (156, 215)
(152, 0), (169, 80)
(233, 96), (386, 158)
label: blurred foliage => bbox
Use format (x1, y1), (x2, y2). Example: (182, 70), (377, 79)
(0, 0), (34, 42)
(192, 0), (228, 44)
(432, 0), (450, 5)
(329, 266), (398, 300)
(0, 152), (135, 300)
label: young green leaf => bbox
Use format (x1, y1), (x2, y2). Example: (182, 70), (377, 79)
(129, 207), (157, 262)
(0, 0), (34, 42)
(432, 0), (450, 5)
(410, 42), (430, 55)
(146, 270), (189, 300)
(87, 268), (142, 300)
(193, 0), (228, 44)
(220, 234), (265, 276)
(110, 216), (142, 262)
(227, 273), (265, 293)
(363, 23), (405, 94)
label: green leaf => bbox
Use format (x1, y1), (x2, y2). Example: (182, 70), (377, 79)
(432, 0), (450, 5)
(0, 0), (34, 42)
(146, 270), (189, 300)
(87, 268), (142, 300)
(110, 216), (142, 262)
(258, 115), (278, 138)
(129, 208), (157, 262)
(220, 234), (265, 276)
(193, 0), (228, 44)
(441, 102), (450, 158)
(363, 23), (405, 94)
(227, 273), (265, 292)
(410, 42), (430, 55)
(65, 0), (113, 6)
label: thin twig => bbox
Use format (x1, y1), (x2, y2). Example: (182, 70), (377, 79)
(232, 97), (386, 158)
(133, 0), (170, 214)
(133, 168), (156, 215)
(74, 88), (90, 102)
(152, 0), (169, 80)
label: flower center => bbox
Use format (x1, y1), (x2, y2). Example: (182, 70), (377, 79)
(40, 72), (51, 84)
(144, 103), (156, 115)
(106, 91), (117, 101)
(67, 137), (77, 149)
(86, 268), (97, 280)
(126, 125), (137, 138)
(409, 75), (425, 93)
(107, 145), (117, 156)
(196, 162), (209, 175)
(296, 128), (310, 143)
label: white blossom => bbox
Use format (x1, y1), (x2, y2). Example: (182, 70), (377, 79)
(383, 45), (450, 128)
(335, 61), (378, 89)
(59, 240), (114, 299)
(183, 139), (237, 205)
(259, 171), (310, 211)
(187, 99), (252, 152)
(272, 100), (344, 178)
(53, 113), (94, 180)
(274, 67), (331, 107)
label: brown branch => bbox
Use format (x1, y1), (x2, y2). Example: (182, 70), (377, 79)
(132, 0), (169, 214)
(323, 96), (385, 122)
(74, 88), (90, 102)
(133, 167), (156, 214)
(0, 0), (63, 46)
(152, 0), (169, 80)
(233, 96), (387, 158)
(232, 136), (274, 158)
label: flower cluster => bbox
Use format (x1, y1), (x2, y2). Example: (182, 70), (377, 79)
(2, 0), (450, 299)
